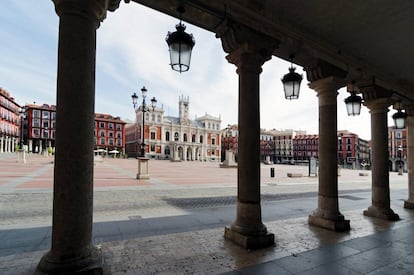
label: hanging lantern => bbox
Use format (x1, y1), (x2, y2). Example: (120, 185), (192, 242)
(344, 85), (362, 116)
(281, 65), (302, 100)
(393, 108), (408, 129)
(344, 94), (362, 116)
(166, 6), (195, 73)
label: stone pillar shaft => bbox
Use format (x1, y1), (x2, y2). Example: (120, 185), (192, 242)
(36, 0), (112, 273)
(405, 114), (414, 208)
(363, 95), (399, 220)
(216, 20), (277, 249)
(234, 53), (263, 233)
(307, 76), (350, 231)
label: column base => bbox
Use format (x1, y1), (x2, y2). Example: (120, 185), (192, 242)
(308, 213), (350, 232)
(404, 200), (414, 209)
(224, 226), (274, 250)
(363, 205), (399, 221)
(36, 246), (103, 274)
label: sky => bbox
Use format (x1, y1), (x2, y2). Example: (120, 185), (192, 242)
(0, 1), (396, 141)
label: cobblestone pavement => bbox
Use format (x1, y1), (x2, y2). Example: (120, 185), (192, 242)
(0, 153), (412, 274)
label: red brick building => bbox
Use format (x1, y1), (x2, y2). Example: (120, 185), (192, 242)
(23, 104), (126, 154)
(0, 87), (20, 153)
(24, 103), (56, 153)
(293, 134), (319, 161)
(388, 127), (407, 172)
(94, 113), (126, 154)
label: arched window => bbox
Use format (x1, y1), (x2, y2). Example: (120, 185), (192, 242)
(183, 133), (188, 142)
(199, 135), (203, 143)
(192, 134), (196, 143)
(165, 131), (170, 141)
(174, 132), (179, 141)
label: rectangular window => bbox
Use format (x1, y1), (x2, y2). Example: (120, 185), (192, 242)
(51, 112), (56, 120)
(100, 130), (105, 137)
(116, 139), (121, 146)
(43, 120), (49, 129)
(42, 130), (49, 139)
(32, 128), (40, 138)
(212, 138), (215, 145)
(108, 131), (114, 138)
(32, 119), (40, 127)
(99, 122), (105, 128)
(116, 124), (121, 130)
(51, 130), (56, 139)
(396, 131), (402, 139)
(109, 139), (114, 145)
(33, 110), (41, 118)
(51, 121), (56, 129)
(116, 132), (122, 138)
(42, 111), (50, 119)
(108, 123), (114, 129)
(151, 144), (155, 152)
(151, 132), (155, 140)
(100, 138), (105, 145)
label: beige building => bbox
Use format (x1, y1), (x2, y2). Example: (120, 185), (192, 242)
(126, 96), (222, 161)
(272, 129), (306, 163)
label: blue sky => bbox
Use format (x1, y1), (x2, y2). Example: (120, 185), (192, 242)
(0, 1), (384, 140)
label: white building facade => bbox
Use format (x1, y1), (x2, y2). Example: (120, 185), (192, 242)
(126, 96), (222, 161)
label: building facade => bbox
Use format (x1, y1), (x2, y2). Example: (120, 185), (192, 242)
(94, 113), (126, 154)
(24, 104), (56, 153)
(0, 88), (20, 153)
(274, 129), (306, 163)
(388, 127), (407, 172)
(338, 130), (370, 168)
(125, 96), (221, 161)
(221, 124), (239, 162)
(293, 134), (319, 161)
(23, 103), (126, 154)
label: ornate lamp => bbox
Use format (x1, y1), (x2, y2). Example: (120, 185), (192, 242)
(344, 84), (362, 116)
(281, 57), (303, 100)
(166, 6), (195, 73)
(131, 92), (138, 109)
(393, 106), (408, 129)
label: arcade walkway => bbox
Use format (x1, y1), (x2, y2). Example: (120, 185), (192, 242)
(0, 155), (413, 274)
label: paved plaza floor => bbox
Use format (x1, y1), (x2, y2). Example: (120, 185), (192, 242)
(0, 153), (413, 274)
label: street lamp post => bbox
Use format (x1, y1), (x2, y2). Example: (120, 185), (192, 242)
(18, 106), (26, 163)
(131, 86), (157, 179)
(398, 145), (403, 175)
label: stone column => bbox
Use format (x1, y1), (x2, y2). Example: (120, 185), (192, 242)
(404, 106), (414, 209)
(36, 0), (120, 274)
(362, 87), (399, 220)
(306, 62), (350, 231)
(216, 20), (277, 249)
(0, 136), (3, 153)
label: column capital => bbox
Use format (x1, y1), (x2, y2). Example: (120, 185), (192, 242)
(305, 60), (347, 83)
(361, 85), (393, 113)
(216, 19), (278, 72)
(53, 0), (120, 24)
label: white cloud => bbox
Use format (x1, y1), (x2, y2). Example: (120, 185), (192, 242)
(3, 1), (400, 140)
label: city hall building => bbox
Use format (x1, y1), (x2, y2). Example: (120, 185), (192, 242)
(125, 95), (222, 161)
